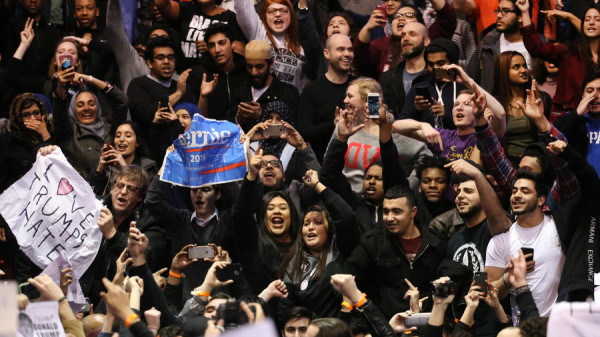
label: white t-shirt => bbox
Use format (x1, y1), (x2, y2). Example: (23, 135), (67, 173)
(499, 34), (533, 69)
(486, 215), (565, 323)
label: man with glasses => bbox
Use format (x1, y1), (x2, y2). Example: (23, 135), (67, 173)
(127, 36), (192, 138)
(81, 165), (168, 306)
(353, 0), (456, 78)
(466, 0), (532, 93)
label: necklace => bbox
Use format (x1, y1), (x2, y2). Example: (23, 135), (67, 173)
(514, 217), (546, 247)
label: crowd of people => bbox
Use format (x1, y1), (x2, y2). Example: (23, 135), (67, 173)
(0, 0), (599, 336)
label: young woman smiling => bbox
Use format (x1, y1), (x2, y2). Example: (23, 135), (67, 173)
(276, 170), (360, 318)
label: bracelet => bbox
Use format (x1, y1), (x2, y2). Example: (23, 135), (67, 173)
(502, 273), (512, 289)
(191, 290), (210, 297)
(57, 296), (67, 303)
(353, 293), (367, 308)
(124, 313), (139, 328)
(169, 270), (182, 278)
(514, 285), (530, 296)
(341, 301), (354, 311)
(88, 75), (93, 83)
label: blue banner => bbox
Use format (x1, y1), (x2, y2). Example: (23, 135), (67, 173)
(160, 115), (247, 187)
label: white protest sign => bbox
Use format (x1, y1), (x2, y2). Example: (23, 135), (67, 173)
(0, 148), (103, 279)
(17, 301), (66, 337)
(41, 251), (86, 312)
(0, 281), (18, 337)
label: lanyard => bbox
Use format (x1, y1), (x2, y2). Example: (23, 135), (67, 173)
(433, 82), (456, 107)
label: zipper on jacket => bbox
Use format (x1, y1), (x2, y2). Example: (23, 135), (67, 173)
(409, 244), (429, 270)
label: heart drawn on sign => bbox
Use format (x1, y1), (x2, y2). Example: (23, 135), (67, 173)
(57, 178), (74, 195)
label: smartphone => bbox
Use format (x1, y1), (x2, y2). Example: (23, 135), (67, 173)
(404, 313), (431, 327)
(415, 86), (432, 103)
(474, 271), (488, 297)
(263, 124), (287, 138)
(61, 55), (74, 70)
(79, 297), (91, 314)
(434, 67), (456, 82)
(158, 95), (169, 108)
(376, 4), (387, 20)
(188, 245), (216, 260)
(367, 93), (380, 119)
(521, 247), (534, 262)
(216, 263), (243, 281)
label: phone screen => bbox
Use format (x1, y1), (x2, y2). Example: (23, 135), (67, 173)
(367, 93), (380, 119)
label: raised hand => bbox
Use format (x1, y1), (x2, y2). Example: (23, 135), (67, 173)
(128, 222), (148, 266)
(248, 148), (264, 179)
(281, 121), (307, 150)
(302, 169), (320, 189)
(444, 159), (484, 179)
(171, 244), (199, 274)
(60, 267), (73, 295)
(546, 140), (567, 156)
(201, 73), (219, 98)
(97, 208), (116, 239)
(19, 17), (35, 47)
(153, 268), (168, 290)
(330, 274), (364, 303)
(113, 247), (132, 286)
(403, 278), (422, 313)
(28, 274), (64, 301)
(258, 279), (289, 302)
(337, 108), (365, 142)
(203, 243), (230, 263)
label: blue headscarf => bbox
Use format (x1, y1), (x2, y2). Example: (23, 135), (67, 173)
(173, 102), (202, 119)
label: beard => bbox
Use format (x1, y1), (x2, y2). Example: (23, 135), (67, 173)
(402, 39), (425, 59)
(250, 72), (270, 89)
(498, 18), (519, 35)
(512, 199), (539, 216)
(458, 202), (483, 220)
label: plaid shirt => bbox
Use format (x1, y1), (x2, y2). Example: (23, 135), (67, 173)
(476, 124), (580, 212)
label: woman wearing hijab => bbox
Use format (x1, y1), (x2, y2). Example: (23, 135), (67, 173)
(52, 67), (128, 180)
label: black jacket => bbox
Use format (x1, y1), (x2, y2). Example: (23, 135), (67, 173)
(379, 60), (429, 118)
(554, 110), (589, 159)
(279, 187), (360, 318)
(319, 137), (382, 234)
(184, 52), (248, 120)
(228, 75), (300, 132)
(144, 176), (237, 301)
(553, 145), (600, 300)
(345, 223), (447, 318)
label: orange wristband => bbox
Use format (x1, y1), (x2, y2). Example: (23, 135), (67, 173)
(169, 270), (182, 278)
(341, 301), (354, 311)
(124, 313), (139, 328)
(191, 290), (210, 297)
(353, 293), (367, 308)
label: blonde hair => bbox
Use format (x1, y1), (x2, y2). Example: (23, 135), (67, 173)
(349, 77), (383, 102)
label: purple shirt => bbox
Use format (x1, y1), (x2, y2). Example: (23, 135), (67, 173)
(432, 128), (476, 161)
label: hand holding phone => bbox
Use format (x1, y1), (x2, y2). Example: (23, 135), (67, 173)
(376, 4), (387, 20)
(521, 247), (534, 262)
(262, 124), (288, 138)
(188, 246), (215, 260)
(473, 271), (488, 297)
(158, 95), (169, 109)
(367, 93), (380, 119)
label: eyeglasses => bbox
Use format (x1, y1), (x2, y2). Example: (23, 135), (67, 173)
(113, 181), (140, 194)
(494, 8), (516, 16)
(266, 8), (290, 15)
(260, 160), (282, 168)
(154, 54), (175, 61)
(395, 12), (416, 19)
(20, 110), (41, 119)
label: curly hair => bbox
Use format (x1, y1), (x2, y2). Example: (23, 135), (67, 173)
(9, 93), (53, 146)
(519, 316), (548, 337)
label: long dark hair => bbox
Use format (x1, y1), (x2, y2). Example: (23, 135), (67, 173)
(576, 5), (600, 72)
(257, 191), (300, 267)
(9, 93), (53, 146)
(493, 51), (530, 112)
(278, 205), (335, 283)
